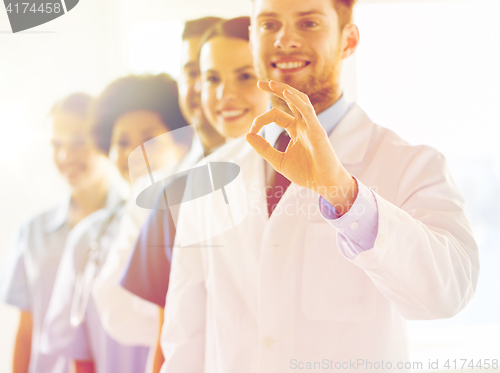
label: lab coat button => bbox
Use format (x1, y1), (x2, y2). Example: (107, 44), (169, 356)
(350, 222), (359, 230)
(376, 234), (387, 248)
(262, 336), (276, 349)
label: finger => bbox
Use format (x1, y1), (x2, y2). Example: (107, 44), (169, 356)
(283, 89), (317, 128)
(245, 133), (285, 173)
(268, 80), (312, 105)
(257, 81), (303, 124)
(285, 100), (302, 122)
(248, 107), (295, 135)
(257, 80), (285, 101)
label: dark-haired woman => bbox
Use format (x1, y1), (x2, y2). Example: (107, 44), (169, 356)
(40, 74), (189, 373)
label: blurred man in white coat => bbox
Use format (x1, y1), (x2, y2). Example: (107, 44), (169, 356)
(160, 0), (479, 372)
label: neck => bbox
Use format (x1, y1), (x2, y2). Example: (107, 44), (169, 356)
(309, 85), (343, 115)
(198, 124), (225, 155)
(69, 176), (108, 227)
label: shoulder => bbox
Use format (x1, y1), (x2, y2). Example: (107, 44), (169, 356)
(354, 107), (452, 203)
(358, 108), (445, 169)
(13, 203), (66, 240)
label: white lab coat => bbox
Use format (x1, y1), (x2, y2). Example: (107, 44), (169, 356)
(161, 104), (479, 373)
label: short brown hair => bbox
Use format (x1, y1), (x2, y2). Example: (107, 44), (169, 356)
(182, 17), (224, 40)
(199, 16), (251, 53)
(50, 93), (93, 118)
(251, 0), (357, 30)
(333, 0), (357, 30)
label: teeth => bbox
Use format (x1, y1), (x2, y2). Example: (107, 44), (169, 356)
(276, 61), (306, 70)
(221, 110), (245, 118)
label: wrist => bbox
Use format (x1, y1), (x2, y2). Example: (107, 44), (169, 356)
(319, 175), (358, 216)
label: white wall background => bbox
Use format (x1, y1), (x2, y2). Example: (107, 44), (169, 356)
(1, 0), (499, 371)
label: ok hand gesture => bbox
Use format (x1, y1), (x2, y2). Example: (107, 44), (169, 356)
(245, 80), (357, 215)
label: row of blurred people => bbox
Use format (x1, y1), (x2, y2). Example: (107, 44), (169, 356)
(0, 16), (265, 373)
(1, 0), (479, 371)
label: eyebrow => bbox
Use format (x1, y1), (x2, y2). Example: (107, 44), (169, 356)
(235, 65), (254, 73)
(256, 12), (279, 19)
(204, 65), (253, 75)
(256, 10), (326, 18)
(297, 10), (326, 17)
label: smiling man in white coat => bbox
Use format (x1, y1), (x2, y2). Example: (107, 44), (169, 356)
(160, 0), (479, 372)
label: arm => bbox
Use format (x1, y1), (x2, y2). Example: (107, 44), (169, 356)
(119, 208), (172, 308)
(152, 308), (165, 373)
(73, 360), (95, 373)
(13, 311), (32, 373)
(0, 225), (33, 373)
(342, 149), (479, 320)
(247, 81), (479, 321)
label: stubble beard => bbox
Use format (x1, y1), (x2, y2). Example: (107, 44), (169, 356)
(256, 51), (342, 115)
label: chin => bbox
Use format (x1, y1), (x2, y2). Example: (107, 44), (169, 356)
(120, 170), (131, 183)
(224, 124), (249, 139)
(65, 174), (83, 186)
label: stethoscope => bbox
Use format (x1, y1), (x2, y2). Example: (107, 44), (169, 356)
(70, 201), (125, 327)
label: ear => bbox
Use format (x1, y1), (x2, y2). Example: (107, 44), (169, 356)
(340, 24), (360, 60)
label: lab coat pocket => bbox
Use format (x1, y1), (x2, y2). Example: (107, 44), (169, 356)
(301, 222), (378, 322)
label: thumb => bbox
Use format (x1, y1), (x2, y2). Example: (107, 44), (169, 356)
(246, 133), (284, 173)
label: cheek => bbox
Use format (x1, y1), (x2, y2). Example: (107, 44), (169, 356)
(74, 148), (92, 164)
(116, 148), (130, 165)
(309, 34), (336, 62)
(202, 88), (218, 118)
(84, 152), (104, 172)
(108, 147), (121, 167)
(256, 37), (274, 59)
(52, 149), (61, 167)
(244, 86), (268, 114)
(178, 85), (190, 107)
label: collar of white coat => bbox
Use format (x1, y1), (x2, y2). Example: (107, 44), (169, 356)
(264, 93), (349, 148)
(43, 167), (130, 234)
(330, 103), (373, 165)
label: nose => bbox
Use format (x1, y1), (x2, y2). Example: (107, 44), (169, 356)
(216, 81), (237, 101)
(274, 24), (301, 51)
(194, 77), (202, 94)
(57, 147), (68, 163)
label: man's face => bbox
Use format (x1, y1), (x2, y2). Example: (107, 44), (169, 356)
(178, 36), (206, 127)
(250, 0), (343, 107)
(51, 111), (106, 191)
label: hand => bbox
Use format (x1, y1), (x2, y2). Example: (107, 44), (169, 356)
(246, 80), (358, 215)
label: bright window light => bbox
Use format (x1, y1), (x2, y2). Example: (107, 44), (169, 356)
(128, 22), (184, 78)
(355, 1), (500, 369)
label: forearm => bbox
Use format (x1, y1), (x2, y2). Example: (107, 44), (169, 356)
(13, 311), (32, 373)
(152, 308), (165, 373)
(349, 191), (478, 320)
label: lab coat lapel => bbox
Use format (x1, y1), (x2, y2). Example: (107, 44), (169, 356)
(329, 104), (374, 166)
(240, 145), (269, 225)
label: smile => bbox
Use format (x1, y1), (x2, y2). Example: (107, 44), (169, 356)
(219, 109), (248, 120)
(271, 60), (310, 72)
